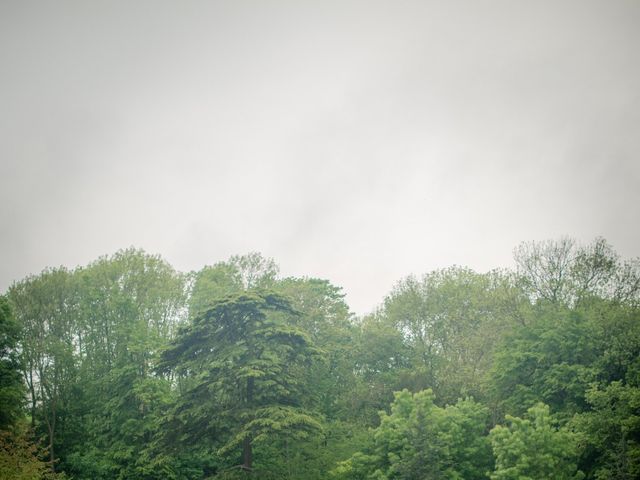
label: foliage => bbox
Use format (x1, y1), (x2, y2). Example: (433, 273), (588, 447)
(160, 291), (322, 472)
(347, 313), (414, 424)
(6, 249), (188, 478)
(379, 267), (521, 405)
(189, 252), (278, 317)
(489, 403), (584, 480)
(277, 277), (355, 417)
(514, 237), (640, 307)
(0, 296), (24, 430)
(490, 304), (599, 419)
(572, 382), (640, 480)
(65, 249), (188, 479)
(0, 426), (64, 480)
(1, 238), (639, 480)
(8, 267), (78, 471)
(334, 389), (492, 480)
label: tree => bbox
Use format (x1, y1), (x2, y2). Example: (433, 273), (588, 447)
(489, 403), (584, 480)
(8, 249), (188, 479)
(350, 314), (412, 423)
(277, 277), (356, 418)
(514, 237), (577, 305)
(159, 291), (321, 474)
(571, 382), (640, 480)
(66, 248), (187, 479)
(189, 253), (279, 317)
(585, 299), (640, 387)
(0, 295), (24, 431)
(379, 267), (520, 404)
(514, 237), (640, 307)
(0, 300), (59, 478)
(334, 389), (492, 480)
(0, 427), (64, 480)
(8, 268), (78, 472)
(490, 304), (599, 420)
(74, 248), (187, 376)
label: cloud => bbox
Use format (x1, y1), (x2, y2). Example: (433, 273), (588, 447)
(1, 0), (639, 314)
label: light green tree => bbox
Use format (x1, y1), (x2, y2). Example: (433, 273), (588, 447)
(67, 248), (187, 479)
(380, 267), (521, 404)
(334, 389), (492, 480)
(489, 403), (583, 480)
(8, 268), (78, 472)
(9, 249), (189, 479)
(188, 252), (278, 317)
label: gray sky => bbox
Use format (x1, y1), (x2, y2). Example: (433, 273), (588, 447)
(1, 0), (639, 314)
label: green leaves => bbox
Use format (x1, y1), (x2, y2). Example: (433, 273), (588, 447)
(489, 403), (584, 480)
(490, 304), (599, 419)
(3, 239), (639, 479)
(571, 382), (640, 479)
(161, 290), (322, 472)
(335, 389), (492, 480)
(379, 267), (520, 405)
(0, 296), (23, 431)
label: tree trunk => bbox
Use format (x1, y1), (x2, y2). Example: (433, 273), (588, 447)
(27, 367), (36, 429)
(242, 437), (252, 471)
(46, 409), (56, 472)
(48, 432), (55, 472)
(242, 376), (254, 471)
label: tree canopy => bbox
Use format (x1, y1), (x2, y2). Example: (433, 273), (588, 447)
(1, 238), (639, 479)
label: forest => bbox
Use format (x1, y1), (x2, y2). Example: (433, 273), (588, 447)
(1, 237), (639, 480)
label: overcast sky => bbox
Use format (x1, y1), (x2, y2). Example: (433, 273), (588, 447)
(1, 0), (639, 314)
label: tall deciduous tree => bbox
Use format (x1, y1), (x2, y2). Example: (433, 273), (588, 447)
(514, 237), (640, 307)
(67, 248), (187, 479)
(0, 295), (23, 431)
(75, 248), (186, 377)
(380, 267), (520, 404)
(8, 268), (78, 472)
(571, 382), (640, 480)
(350, 313), (411, 422)
(490, 304), (599, 420)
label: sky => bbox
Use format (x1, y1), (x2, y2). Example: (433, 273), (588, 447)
(1, 0), (639, 315)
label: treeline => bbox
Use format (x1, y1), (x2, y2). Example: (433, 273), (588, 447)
(0, 238), (639, 479)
